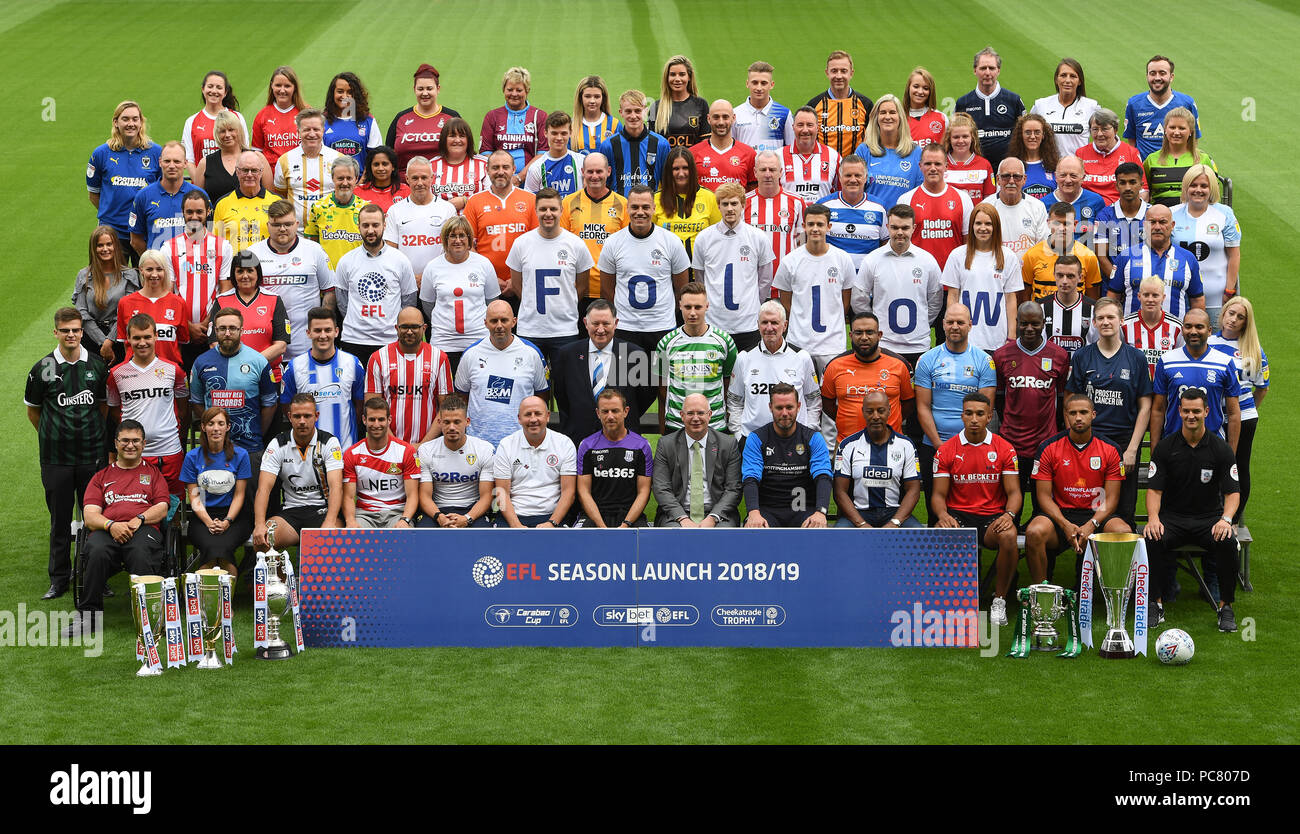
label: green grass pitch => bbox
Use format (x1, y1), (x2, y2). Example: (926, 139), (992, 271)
(1, 0), (1296, 744)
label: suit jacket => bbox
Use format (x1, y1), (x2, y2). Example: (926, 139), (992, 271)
(552, 337), (649, 443)
(652, 428), (742, 526)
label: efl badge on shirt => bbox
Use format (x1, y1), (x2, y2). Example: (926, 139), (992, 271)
(1041, 358), (1053, 372)
(1201, 468), (1214, 484)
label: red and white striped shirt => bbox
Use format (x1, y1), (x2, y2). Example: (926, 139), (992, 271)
(745, 188), (806, 281)
(342, 437), (419, 513)
(430, 156), (488, 205)
(1121, 312), (1184, 379)
(365, 342), (453, 445)
(166, 231), (233, 324)
(780, 143), (840, 204)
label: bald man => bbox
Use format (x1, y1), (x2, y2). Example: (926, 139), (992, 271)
(690, 99), (757, 191)
(492, 395), (577, 528)
(453, 299), (549, 448)
(1039, 155), (1105, 244)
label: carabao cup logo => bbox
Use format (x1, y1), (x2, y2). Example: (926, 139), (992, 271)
(472, 556), (505, 589)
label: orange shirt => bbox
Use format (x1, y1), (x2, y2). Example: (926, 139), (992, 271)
(463, 187), (538, 280)
(1021, 239), (1101, 299)
(561, 188), (628, 297)
(820, 350), (915, 440)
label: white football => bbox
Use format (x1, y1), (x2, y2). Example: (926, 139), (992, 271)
(197, 468), (236, 496)
(1155, 628), (1195, 665)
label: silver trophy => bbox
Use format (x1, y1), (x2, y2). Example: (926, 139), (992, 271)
(1026, 583), (1067, 652)
(1090, 532), (1141, 659)
(195, 568), (229, 669)
(256, 521), (294, 660)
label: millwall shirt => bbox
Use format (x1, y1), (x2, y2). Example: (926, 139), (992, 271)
(507, 228), (594, 339)
(692, 220), (775, 334)
(597, 225), (690, 332)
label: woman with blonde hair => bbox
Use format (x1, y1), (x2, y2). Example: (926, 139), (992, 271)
(1209, 296), (1268, 523)
(195, 109), (273, 206)
(480, 66), (547, 179)
(648, 55), (709, 148)
(114, 249), (189, 367)
(87, 100), (161, 264)
(73, 226), (140, 365)
(855, 94), (922, 207)
(570, 75), (621, 153)
(941, 203), (1022, 352)
(1172, 163), (1240, 325)
(1144, 107), (1216, 206)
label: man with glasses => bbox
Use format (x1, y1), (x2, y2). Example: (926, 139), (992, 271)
(64, 420), (170, 637)
(26, 308), (108, 600)
(365, 306), (452, 445)
(214, 151), (278, 253)
(981, 157), (1047, 256)
(248, 199), (336, 360)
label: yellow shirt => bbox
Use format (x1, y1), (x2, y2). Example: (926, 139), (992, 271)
(305, 194), (369, 269)
(652, 187), (720, 260)
(1021, 239), (1101, 299)
(562, 188), (628, 297)
(213, 188), (277, 253)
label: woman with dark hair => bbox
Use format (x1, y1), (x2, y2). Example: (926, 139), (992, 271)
(653, 147), (719, 261)
(430, 117), (488, 211)
(1006, 114), (1060, 200)
(386, 63), (461, 181)
(182, 71), (248, 179)
(207, 251), (290, 378)
(648, 55), (709, 148)
(571, 75), (621, 153)
(181, 407), (253, 578)
(73, 225), (140, 365)
(1031, 58), (1099, 157)
(323, 71), (381, 168)
(354, 145), (410, 211)
(252, 65), (307, 168)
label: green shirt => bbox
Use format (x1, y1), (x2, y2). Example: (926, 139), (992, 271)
(25, 347), (107, 466)
(1144, 149), (1216, 207)
(655, 325), (737, 430)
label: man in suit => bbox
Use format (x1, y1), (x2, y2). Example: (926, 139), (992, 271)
(652, 393), (743, 527)
(551, 299), (650, 444)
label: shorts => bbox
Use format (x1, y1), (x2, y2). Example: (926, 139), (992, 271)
(1032, 506), (1096, 555)
(277, 505), (328, 534)
(951, 509), (1008, 548)
(353, 508), (405, 528)
(143, 452), (185, 495)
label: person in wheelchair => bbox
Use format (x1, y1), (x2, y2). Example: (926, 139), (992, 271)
(64, 420), (169, 638)
(180, 406), (253, 578)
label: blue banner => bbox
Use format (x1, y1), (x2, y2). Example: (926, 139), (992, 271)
(298, 529), (979, 648)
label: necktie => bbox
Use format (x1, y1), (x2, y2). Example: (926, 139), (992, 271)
(592, 350), (606, 396)
(689, 441), (705, 523)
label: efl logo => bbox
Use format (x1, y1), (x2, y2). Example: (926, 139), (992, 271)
(50, 765), (152, 814)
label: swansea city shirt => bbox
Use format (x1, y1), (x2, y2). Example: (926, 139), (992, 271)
(1030, 94), (1100, 157)
(383, 196), (458, 278)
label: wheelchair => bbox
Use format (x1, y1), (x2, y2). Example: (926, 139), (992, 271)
(70, 499), (185, 610)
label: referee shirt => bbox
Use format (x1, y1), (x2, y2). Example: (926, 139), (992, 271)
(1148, 429), (1238, 522)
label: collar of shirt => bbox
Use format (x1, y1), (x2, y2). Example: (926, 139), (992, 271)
(958, 432), (995, 447)
(54, 346), (90, 365)
(759, 340), (788, 356)
(975, 84), (1003, 103)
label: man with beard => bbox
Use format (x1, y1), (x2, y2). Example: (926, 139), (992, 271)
(365, 306), (452, 445)
(741, 384), (832, 529)
(821, 311), (913, 443)
(334, 204), (417, 367)
(189, 307), (279, 473)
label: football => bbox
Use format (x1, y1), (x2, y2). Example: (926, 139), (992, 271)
(1156, 628), (1196, 665)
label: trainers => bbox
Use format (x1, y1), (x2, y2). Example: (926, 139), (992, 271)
(990, 596), (1008, 626)
(1218, 604), (1237, 633)
(1151, 601), (1165, 627)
